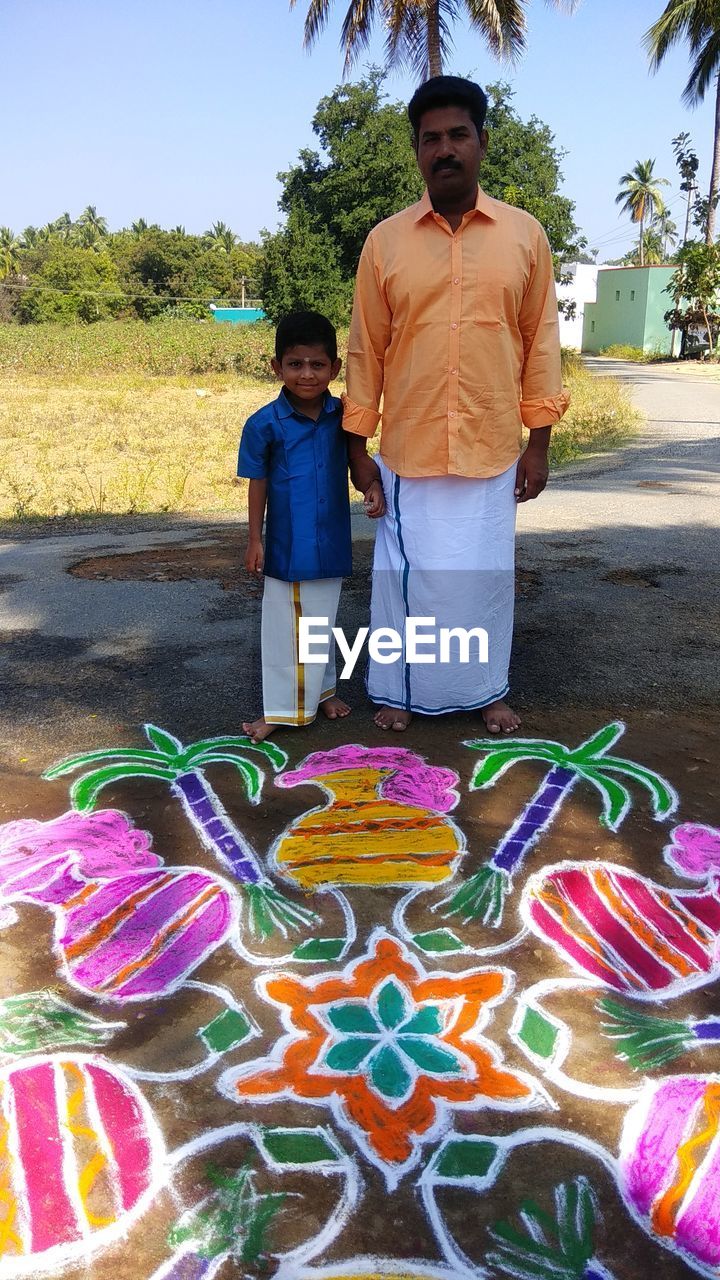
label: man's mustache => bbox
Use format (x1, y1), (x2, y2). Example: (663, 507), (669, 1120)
(432, 159), (462, 173)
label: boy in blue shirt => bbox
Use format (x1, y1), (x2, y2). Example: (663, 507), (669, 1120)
(238, 311), (384, 743)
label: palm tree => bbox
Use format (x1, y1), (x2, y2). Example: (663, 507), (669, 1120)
(653, 201), (679, 256)
(131, 218), (149, 236)
(645, 2), (720, 244)
(52, 212), (74, 243)
(0, 228), (21, 280)
(615, 159), (669, 266)
(43, 723), (317, 940)
(443, 721), (677, 927)
(290, 0), (579, 80)
(205, 220), (238, 253)
(77, 205), (108, 237)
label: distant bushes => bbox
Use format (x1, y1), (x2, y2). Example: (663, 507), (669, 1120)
(599, 343), (667, 362)
(0, 319), (279, 379)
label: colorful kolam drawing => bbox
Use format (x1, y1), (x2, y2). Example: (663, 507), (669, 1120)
(0, 721), (716, 1278)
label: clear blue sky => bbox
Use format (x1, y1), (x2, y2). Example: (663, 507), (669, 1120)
(1, 0), (716, 262)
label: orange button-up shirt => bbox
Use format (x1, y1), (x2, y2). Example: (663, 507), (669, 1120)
(344, 187), (570, 478)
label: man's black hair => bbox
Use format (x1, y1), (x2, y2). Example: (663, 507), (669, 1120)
(408, 76), (488, 142)
(275, 311), (338, 362)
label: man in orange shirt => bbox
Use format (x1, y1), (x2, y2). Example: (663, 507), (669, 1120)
(344, 75), (569, 733)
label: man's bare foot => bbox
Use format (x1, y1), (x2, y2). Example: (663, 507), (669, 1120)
(242, 717), (276, 744)
(320, 696), (351, 720)
(374, 705), (412, 732)
(481, 699), (521, 734)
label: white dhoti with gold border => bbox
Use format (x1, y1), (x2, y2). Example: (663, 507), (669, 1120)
(262, 575), (342, 725)
(367, 457), (517, 714)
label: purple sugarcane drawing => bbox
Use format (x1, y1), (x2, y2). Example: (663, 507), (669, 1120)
(444, 721), (677, 928)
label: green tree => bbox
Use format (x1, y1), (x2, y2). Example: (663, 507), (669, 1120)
(479, 82), (583, 260)
(646, 3), (720, 243)
(278, 73), (423, 276)
(52, 212), (74, 244)
(77, 205), (108, 238)
(672, 131), (700, 244)
(261, 203), (351, 326)
(17, 244), (123, 324)
(205, 221), (238, 253)
(615, 159), (669, 266)
(290, 0), (578, 79)
(665, 239), (720, 353)
(0, 228), (21, 280)
(263, 74), (582, 321)
(653, 201), (679, 256)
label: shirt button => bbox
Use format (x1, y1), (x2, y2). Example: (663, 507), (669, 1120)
(449, 411), (456, 418)
(450, 322), (458, 330)
(450, 367), (458, 374)
(453, 277), (460, 284)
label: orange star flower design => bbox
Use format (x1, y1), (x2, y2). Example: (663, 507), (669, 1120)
(223, 932), (538, 1182)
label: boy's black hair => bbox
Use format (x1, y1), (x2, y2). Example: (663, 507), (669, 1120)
(275, 311), (338, 362)
(408, 76), (488, 143)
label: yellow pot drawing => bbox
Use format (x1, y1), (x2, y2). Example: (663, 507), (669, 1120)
(273, 747), (464, 889)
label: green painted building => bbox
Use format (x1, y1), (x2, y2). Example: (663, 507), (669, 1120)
(582, 265), (675, 354)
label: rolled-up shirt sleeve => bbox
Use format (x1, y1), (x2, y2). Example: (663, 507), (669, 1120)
(519, 228), (571, 429)
(344, 233), (391, 437)
(237, 414), (272, 478)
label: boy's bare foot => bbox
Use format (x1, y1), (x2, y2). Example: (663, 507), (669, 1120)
(242, 717), (276, 744)
(320, 696), (351, 720)
(374, 705), (412, 732)
(481, 699), (521, 734)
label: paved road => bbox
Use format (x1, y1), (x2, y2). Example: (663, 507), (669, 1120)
(514, 357), (720, 716)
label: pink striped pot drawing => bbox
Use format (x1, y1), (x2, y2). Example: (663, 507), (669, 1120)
(0, 809), (238, 1002)
(0, 1054), (164, 1276)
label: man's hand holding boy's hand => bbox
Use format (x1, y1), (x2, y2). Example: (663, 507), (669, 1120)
(364, 479), (385, 518)
(245, 537), (264, 574)
(349, 452), (381, 497)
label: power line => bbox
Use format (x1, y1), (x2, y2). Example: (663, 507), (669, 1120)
(0, 280), (262, 305)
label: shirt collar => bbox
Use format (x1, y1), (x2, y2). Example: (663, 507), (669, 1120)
(276, 388), (336, 420)
(413, 185), (497, 224)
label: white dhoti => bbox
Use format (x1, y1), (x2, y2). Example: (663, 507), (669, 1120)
(367, 457), (517, 714)
(262, 576), (342, 725)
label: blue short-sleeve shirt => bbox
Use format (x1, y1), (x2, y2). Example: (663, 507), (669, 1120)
(237, 389), (352, 582)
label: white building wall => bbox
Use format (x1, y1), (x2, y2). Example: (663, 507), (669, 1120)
(556, 262), (599, 349)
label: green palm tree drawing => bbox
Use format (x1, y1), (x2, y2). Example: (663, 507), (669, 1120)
(615, 159), (669, 266)
(444, 721), (677, 928)
(43, 723), (317, 940)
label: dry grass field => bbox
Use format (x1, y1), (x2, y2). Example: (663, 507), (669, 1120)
(0, 325), (639, 519)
